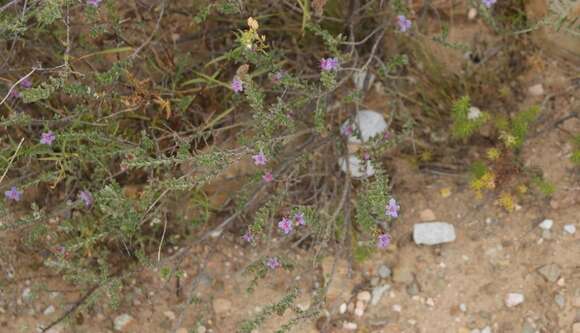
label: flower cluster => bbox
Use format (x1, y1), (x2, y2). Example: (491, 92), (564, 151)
(40, 131), (56, 145)
(482, 0), (496, 8)
(266, 257), (281, 269)
(320, 57), (339, 71)
(4, 186), (23, 202)
(231, 77), (244, 93)
(278, 212), (307, 234)
(397, 15), (412, 33)
(385, 198), (400, 218)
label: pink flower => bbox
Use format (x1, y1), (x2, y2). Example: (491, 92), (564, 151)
(294, 212), (305, 226)
(397, 15), (412, 32)
(341, 124), (353, 137)
(20, 78), (32, 88)
(78, 190), (93, 208)
(482, 0), (496, 8)
(252, 151), (267, 166)
(40, 131), (56, 145)
(266, 257), (281, 269)
(231, 77), (244, 93)
(377, 233), (391, 249)
(262, 171), (273, 182)
(320, 57), (339, 71)
(278, 217), (293, 234)
(87, 0), (103, 7)
(385, 198), (400, 218)
(383, 130), (391, 140)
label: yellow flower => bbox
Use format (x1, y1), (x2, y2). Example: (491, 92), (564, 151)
(486, 148), (500, 161)
(498, 192), (515, 212)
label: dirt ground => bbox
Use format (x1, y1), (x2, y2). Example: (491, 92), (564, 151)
(1, 4), (579, 333)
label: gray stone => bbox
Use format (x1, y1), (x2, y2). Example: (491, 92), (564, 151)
(505, 293), (525, 307)
(555, 294), (565, 309)
(406, 282), (420, 296)
(371, 284), (390, 306)
(538, 264), (561, 283)
(538, 219), (553, 230)
(378, 265), (391, 279)
(43, 305), (55, 315)
(413, 222), (456, 245)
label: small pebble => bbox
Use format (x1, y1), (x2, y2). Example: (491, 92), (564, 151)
(354, 300), (365, 317)
(113, 314), (134, 332)
(339, 303), (347, 314)
(555, 294), (565, 309)
(459, 303), (467, 312)
(564, 224), (576, 235)
(163, 310), (176, 321)
(528, 84), (545, 96)
(468, 8), (478, 20)
(378, 265), (392, 279)
(481, 327), (492, 333)
(22, 288), (32, 301)
(371, 284), (390, 306)
(357, 291), (372, 303)
(539, 219), (553, 230)
(426, 298), (435, 307)
(392, 304), (402, 312)
(419, 209), (436, 221)
(43, 305), (55, 316)
(343, 321), (358, 330)
(505, 293), (525, 307)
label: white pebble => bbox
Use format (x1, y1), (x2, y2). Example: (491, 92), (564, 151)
(564, 224), (576, 235)
(392, 304), (402, 312)
(43, 305), (55, 315)
(426, 298), (435, 307)
(357, 291), (371, 303)
(468, 8), (478, 20)
(528, 84), (544, 96)
(339, 303), (347, 314)
(481, 326), (492, 333)
(538, 219), (553, 230)
(459, 303), (467, 312)
(343, 322), (358, 330)
(505, 293), (524, 307)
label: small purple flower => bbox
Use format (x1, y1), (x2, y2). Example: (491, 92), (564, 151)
(262, 171), (273, 183)
(40, 131), (56, 145)
(363, 152), (370, 161)
(87, 0), (103, 7)
(9, 89), (20, 99)
(294, 212), (305, 226)
(482, 0), (496, 8)
(78, 190), (93, 208)
(383, 130), (391, 140)
(278, 217), (293, 234)
(320, 57), (339, 71)
(242, 230), (254, 243)
(377, 233), (391, 249)
(341, 124), (353, 137)
(386, 198), (400, 218)
(20, 78), (32, 89)
(4, 186), (23, 202)
(266, 257), (281, 269)
(231, 77), (244, 93)
(252, 151), (267, 166)
(272, 71), (285, 83)
(397, 15), (412, 33)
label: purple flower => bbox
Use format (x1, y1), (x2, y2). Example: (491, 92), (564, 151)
(377, 233), (391, 249)
(482, 0), (496, 8)
(231, 77), (244, 93)
(242, 230), (254, 243)
(363, 152), (370, 161)
(78, 190), (93, 208)
(266, 257), (281, 269)
(4, 186), (23, 202)
(341, 124), (353, 137)
(262, 171), (273, 183)
(385, 198), (400, 218)
(278, 217), (293, 234)
(272, 71), (285, 83)
(87, 0), (103, 7)
(252, 151), (267, 166)
(40, 131), (56, 145)
(397, 15), (412, 33)
(20, 78), (32, 89)
(320, 57), (339, 71)
(294, 212), (305, 226)
(383, 130), (391, 140)
(9, 89), (20, 99)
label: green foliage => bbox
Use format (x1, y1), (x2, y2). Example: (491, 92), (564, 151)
(451, 96), (489, 139)
(238, 288), (300, 333)
(572, 135), (580, 165)
(355, 173), (392, 232)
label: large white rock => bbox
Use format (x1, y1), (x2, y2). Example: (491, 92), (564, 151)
(338, 155), (375, 178)
(341, 110), (387, 144)
(413, 222), (456, 245)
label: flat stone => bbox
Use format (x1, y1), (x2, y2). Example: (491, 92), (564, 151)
(413, 222), (456, 245)
(538, 264), (561, 283)
(538, 219), (553, 230)
(113, 314), (135, 332)
(505, 293), (525, 307)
